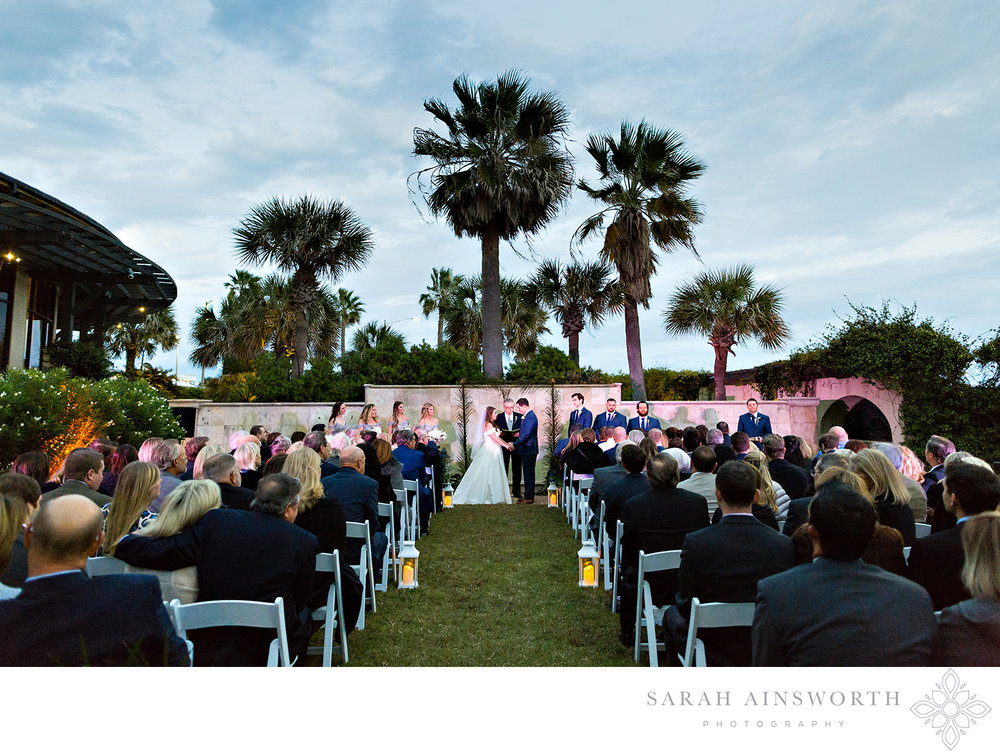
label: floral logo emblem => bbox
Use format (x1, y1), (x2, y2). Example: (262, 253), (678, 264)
(911, 669), (992, 749)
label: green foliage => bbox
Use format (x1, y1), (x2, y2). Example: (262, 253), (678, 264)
(612, 367), (712, 401)
(752, 349), (837, 400)
(505, 346), (605, 384)
(0, 369), (183, 466)
(43, 340), (112, 380)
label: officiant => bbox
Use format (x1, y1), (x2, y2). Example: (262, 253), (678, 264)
(495, 399), (522, 498)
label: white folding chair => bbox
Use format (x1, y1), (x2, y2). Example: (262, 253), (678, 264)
(597, 501), (613, 590)
(562, 464), (570, 513)
(309, 551), (348, 666)
(567, 471), (577, 524)
(86, 556), (128, 576)
(915, 522), (932, 539)
(611, 519), (624, 613)
(345, 520), (376, 629)
(170, 597), (291, 667)
(427, 463), (438, 517)
(678, 598), (756, 667)
(377, 501), (395, 589)
(402, 478), (420, 540)
(903, 545), (911, 563)
(634, 549), (682, 665)
(577, 477), (594, 541)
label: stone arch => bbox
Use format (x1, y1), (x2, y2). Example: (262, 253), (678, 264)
(818, 396), (892, 442)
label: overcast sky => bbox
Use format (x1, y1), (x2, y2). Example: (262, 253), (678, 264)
(2, 0), (998, 381)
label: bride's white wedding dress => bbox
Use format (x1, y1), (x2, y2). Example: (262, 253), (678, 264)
(452, 425), (512, 505)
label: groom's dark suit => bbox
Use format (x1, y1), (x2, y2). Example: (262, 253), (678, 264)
(513, 409), (539, 501)
(494, 411), (523, 497)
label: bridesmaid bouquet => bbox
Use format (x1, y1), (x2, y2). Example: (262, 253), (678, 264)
(427, 428), (447, 444)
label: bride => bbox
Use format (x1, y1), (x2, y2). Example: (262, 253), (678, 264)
(452, 406), (513, 505)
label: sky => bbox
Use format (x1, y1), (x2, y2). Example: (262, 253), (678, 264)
(2, 0), (998, 381)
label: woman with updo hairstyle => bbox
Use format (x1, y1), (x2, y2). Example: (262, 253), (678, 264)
(101, 462), (160, 556)
(850, 448), (916, 546)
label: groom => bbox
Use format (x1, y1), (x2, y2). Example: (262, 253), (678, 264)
(513, 398), (538, 504)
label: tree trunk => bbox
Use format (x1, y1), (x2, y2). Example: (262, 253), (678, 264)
(480, 226), (503, 379)
(713, 344), (729, 400)
(340, 326), (346, 359)
(293, 305), (309, 378)
(437, 311), (444, 348)
(125, 347), (136, 377)
(624, 298), (645, 400)
(568, 330), (580, 366)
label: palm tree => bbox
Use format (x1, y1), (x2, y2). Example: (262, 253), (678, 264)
(351, 322), (406, 353)
(420, 267), (464, 347)
(233, 196), (374, 377)
(574, 120), (705, 400)
(528, 258), (622, 366)
(107, 307), (179, 376)
(412, 70), (574, 378)
(331, 288), (365, 357)
(663, 264), (790, 400)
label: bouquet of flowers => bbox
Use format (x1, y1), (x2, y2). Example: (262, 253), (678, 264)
(427, 428), (447, 444)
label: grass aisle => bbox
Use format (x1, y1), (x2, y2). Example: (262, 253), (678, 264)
(326, 504), (634, 666)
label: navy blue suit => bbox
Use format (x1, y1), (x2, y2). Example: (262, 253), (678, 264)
(321, 466), (385, 569)
(737, 411), (772, 444)
(513, 409), (539, 500)
(568, 407), (593, 433)
(593, 411), (627, 432)
(394, 444), (432, 533)
(627, 415), (661, 432)
(0, 570), (188, 666)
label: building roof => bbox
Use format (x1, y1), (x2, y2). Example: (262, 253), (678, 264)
(0, 171), (176, 324)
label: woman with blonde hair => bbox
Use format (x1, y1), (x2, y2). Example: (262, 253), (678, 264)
(234, 441), (262, 491)
(100, 462), (160, 556)
(357, 404), (380, 433)
(714, 457), (780, 531)
(850, 448), (916, 545)
(415, 403), (439, 433)
(742, 454), (789, 523)
(933, 511), (1000, 666)
(192, 444), (225, 480)
(899, 445), (926, 485)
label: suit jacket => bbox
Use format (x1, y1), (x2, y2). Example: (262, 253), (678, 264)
(875, 498), (916, 546)
(115, 508), (320, 666)
(932, 598), (1000, 667)
(593, 411), (627, 432)
(782, 496), (812, 537)
(588, 464), (627, 515)
(0, 528), (27, 588)
(711, 503), (779, 532)
(216, 482), (255, 511)
(320, 457), (339, 478)
(767, 459), (809, 501)
(921, 464), (945, 493)
(752, 557), (936, 666)
(321, 467), (379, 566)
(41, 479), (112, 507)
(394, 444), (429, 485)
(603, 472), (652, 545)
(627, 415), (661, 432)
(737, 412), (772, 441)
(0, 570), (187, 666)
(674, 516), (794, 666)
(513, 410), (539, 455)
(494, 411), (522, 443)
(357, 441), (381, 483)
(906, 524), (968, 610)
(568, 407), (593, 433)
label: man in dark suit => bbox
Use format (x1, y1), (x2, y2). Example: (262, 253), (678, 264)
(495, 399), (523, 499)
(513, 398), (539, 503)
(0, 494), (188, 666)
(731, 431), (755, 461)
(783, 453), (850, 537)
(921, 434), (955, 492)
(627, 401), (661, 433)
(203, 453), (255, 511)
(322, 446), (386, 570)
(664, 461), (794, 666)
(716, 421), (732, 447)
(618, 452), (710, 646)
(907, 461), (1000, 610)
(393, 430), (433, 533)
(752, 481), (936, 666)
(415, 429), (446, 512)
(602, 444), (651, 553)
(568, 392), (593, 434)
(736, 399), (772, 449)
(304, 430), (339, 478)
(603, 426), (628, 465)
(115, 474), (320, 666)
(762, 434), (810, 500)
(40, 448), (112, 507)
(593, 398), (627, 432)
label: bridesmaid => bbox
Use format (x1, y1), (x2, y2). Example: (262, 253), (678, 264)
(329, 401), (348, 431)
(357, 403), (381, 433)
(387, 401), (409, 436)
(415, 403), (439, 433)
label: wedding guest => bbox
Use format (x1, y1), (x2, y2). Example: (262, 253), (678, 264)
(192, 444), (225, 480)
(137, 437), (164, 463)
(742, 453), (789, 523)
(203, 453), (255, 511)
(0, 474), (41, 591)
(270, 434), (291, 458)
(850, 448), (917, 546)
(647, 428), (665, 450)
(713, 457), (780, 531)
(234, 441), (263, 491)
(149, 442), (185, 513)
(388, 401), (409, 436)
(0, 493), (22, 600)
(565, 428), (611, 480)
(639, 437), (659, 464)
(263, 453), (287, 475)
(303, 430), (338, 478)
(290, 430), (306, 444)
(11, 452), (57, 494)
(100, 462), (160, 556)
(873, 442), (928, 522)
(357, 404), (381, 433)
(179, 437), (209, 480)
(900, 445), (927, 487)
(41, 448), (111, 507)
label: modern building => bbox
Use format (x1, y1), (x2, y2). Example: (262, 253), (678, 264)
(0, 171), (175, 369)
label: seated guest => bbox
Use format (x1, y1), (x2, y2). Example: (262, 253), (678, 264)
(192, 444), (225, 480)
(664, 461), (794, 666)
(597, 426), (615, 453)
(647, 428), (666, 450)
(715, 421), (731, 447)
(149, 442), (186, 513)
(873, 442), (927, 522)
(12, 451), (58, 494)
(374, 437), (403, 505)
(0, 495), (187, 666)
(321, 447), (386, 571)
(234, 441), (263, 491)
(762, 434), (810, 501)
(99, 461), (160, 556)
(1, 493), (25, 600)
(415, 429), (446, 511)
(115, 474), (320, 666)
(0, 473), (41, 591)
(664, 447), (692, 480)
(179, 437), (209, 481)
(808, 432), (840, 474)
(927, 451), (982, 533)
(89, 439), (117, 494)
(601, 444), (651, 556)
(706, 429), (724, 447)
(41, 448), (112, 507)
(588, 440), (632, 516)
(900, 445), (927, 487)
(554, 426), (582, 470)
(137, 437), (164, 463)
(100, 443), (138, 496)
(844, 439), (868, 453)
(714, 456), (781, 531)
(638, 437), (659, 464)
(262, 453), (287, 475)
(203, 454), (255, 511)
(604, 427), (629, 465)
(908, 461), (1000, 610)
(269, 435), (291, 459)
(617, 452), (709, 647)
(290, 430), (306, 444)
(922, 434), (956, 492)
(559, 430), (584, 471)
(783, 453), (851, 537)
(850, 448), (917, 545)
(681, 427), (701, 454)
(678, 446), (719, 514)
(627, 429), (646, 445)
(303, 430), (338, 477)
(358, 432), (382, 483)
(565, 428), (612, 480)
(932, 511), (1000, 666)
(731, 431), (754, 461)
(392, 430), (433, 535)
(752, 481), (936, 666)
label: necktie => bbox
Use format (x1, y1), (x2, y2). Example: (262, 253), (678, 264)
(641, 418), (646, 430)
(573, 410), (578, 423)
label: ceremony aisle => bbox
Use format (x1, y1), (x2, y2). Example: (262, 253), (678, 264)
(312, 504), (633, 666)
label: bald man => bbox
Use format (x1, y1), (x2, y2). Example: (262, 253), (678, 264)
(0, 495), (187, 666)
(321, 446), (385, 570)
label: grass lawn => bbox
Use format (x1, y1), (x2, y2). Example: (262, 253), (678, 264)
(309, 503), (636, 667)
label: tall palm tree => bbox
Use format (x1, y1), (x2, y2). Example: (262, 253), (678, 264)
(107, 307), (179, 376)
(331, 288), (365, 357)
(574, 120), (705, 400)
(233, 196), (374, 377)
(351, 322), (406, 353)
(412, 69), (574, 378)
(663, 264), (790, 399)
(420, 267), (464, 347)
(528, 258), (623, 366)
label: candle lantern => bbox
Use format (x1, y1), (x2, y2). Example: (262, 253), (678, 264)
(547, 482), (559, 508)
(443, 482), (454, 509)
(578, 539), (599, 587)
(398, 539), (420, 589)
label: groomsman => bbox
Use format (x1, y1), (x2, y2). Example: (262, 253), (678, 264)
(495, 399), (523, 498)
(627, 401), (661, 432)
(567, 393), (593, 433)
(593, 398), (627, 432)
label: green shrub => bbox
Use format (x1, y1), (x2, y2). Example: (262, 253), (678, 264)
(43, 340), (112, 380)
